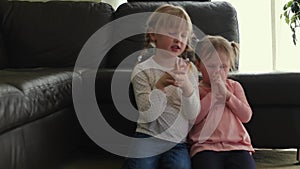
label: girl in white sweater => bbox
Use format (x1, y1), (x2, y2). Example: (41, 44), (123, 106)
(122, 4), (200, 169)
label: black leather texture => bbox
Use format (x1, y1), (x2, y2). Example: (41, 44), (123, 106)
(0, 1), (114, 168)
(231, 72), (300, 106)
(0, 1), (114, 68)
(0, 107), (82, 169)
(0, 30), (7, 69)
(229, 73), (300, 148)
(0, 68), (75, 134)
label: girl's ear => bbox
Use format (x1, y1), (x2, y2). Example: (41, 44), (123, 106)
(148, 28), (156, 42)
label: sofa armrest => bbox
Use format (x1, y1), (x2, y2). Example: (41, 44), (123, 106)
(230, 72), (300, 106)
(229, 72), (300, 148)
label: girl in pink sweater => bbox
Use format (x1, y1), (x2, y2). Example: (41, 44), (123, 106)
(188, 35), (256, 169)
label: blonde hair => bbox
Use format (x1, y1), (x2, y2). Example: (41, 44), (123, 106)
(197, 35), (239, 71)
(141, 4), (194, 59)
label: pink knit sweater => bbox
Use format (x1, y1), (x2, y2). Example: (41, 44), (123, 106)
(188, 79), (254, 157)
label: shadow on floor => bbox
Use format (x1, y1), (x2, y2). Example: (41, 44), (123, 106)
(56, 148), (299, 169)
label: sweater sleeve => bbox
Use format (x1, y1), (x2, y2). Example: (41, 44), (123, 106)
(194, 89), (212, 125)
(226, 80), (253, 123)
(131, 68), (167, 123)
(181, 64), (201, 121)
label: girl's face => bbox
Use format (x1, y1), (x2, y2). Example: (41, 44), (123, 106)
(150, 28), (189, 57)
(197, 50), (230, 85)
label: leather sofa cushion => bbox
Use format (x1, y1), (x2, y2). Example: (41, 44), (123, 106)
(106, 1), (239, 68)
(0, 1), (114, 68)
(230, 72), (300, 106)
(0, 84), (27, 134)
(0, 68), (77, 134)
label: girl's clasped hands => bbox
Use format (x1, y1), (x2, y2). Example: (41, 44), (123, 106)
(156, 58), (193, 96)
(210, 70), (232, 102)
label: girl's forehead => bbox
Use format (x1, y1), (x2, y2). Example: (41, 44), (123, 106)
(159, 27), (189, 32)
(156, 24), (190, 34)
(155, 15), (190, 29)
(170, 23), (189, 30)
(202, 51), (228, 64)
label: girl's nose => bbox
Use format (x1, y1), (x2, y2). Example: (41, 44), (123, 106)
(174, 36), (182, 43)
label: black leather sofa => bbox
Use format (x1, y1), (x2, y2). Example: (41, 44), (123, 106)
(0, 1), (299, 169)
(0, 1), (114, 168)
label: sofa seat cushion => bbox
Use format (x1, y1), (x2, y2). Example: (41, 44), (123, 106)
(0, 84), (27, 134)
(0, 68), (77, 134)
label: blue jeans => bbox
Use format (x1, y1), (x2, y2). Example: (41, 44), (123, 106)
(191, 150), (256, 169)
(121, 133), (191, 169)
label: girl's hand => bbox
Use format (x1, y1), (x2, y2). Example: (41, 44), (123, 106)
(211, 71), (232, 101)
(155, 72), (175, 93)
(168, 58), (194, 97)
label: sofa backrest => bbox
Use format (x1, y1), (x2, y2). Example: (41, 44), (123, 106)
(105, 1), (239, 69)
(0, 30), (7, 69)
(0, 1), (114, 68)
(0, 5), (7, 69)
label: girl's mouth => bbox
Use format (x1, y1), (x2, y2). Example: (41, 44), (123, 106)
(171, 45), (181, 51)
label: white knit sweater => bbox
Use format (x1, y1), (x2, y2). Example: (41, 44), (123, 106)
(131, 56), (200, 143)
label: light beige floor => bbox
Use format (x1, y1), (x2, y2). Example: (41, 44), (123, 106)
(254, 149), (299, 169)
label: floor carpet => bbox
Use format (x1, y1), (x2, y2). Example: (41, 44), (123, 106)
(57, 148), (299, 169)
